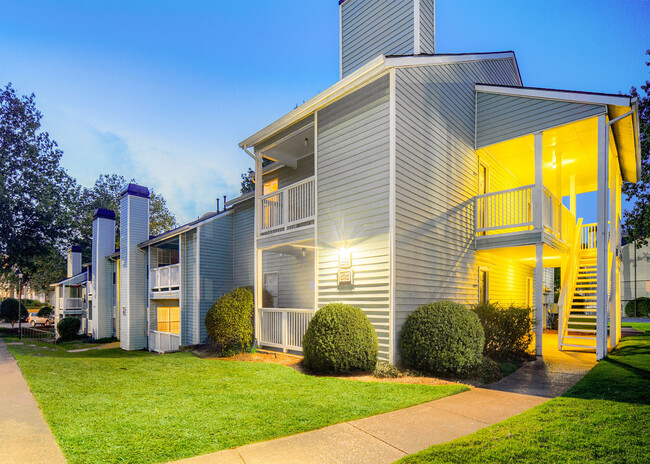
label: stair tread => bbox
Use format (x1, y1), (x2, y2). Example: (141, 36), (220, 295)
(562, 343), (596, 349)
(563, 335), (597, 340)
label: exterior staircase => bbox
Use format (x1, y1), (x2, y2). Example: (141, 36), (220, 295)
(560, 250), (597, 351)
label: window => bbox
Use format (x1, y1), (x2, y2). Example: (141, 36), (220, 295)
(263, 178), (278, 195)
(157, 248), (179, 267)
(157, 306), (180, 334)
(478, 269), (489, 304)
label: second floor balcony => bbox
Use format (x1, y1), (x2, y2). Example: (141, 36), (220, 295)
(260, 176), (315, 236)
(150, 263), (180, 292)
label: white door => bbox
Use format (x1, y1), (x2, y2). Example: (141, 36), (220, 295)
(263, 272), (279, 307)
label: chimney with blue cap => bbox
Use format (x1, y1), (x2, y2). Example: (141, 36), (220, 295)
(119, 183), (150, 350)
(91, 208), (116, 339)
(67, 245), (82, 278)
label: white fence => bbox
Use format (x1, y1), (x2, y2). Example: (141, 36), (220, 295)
(259, 308), (315, 352)
(150, 264), (180, 291)
(581, 223), (598, 249)
(261, 177), (315, 235)
(149, 330), (181, 353)
(475, 185), (533, 233)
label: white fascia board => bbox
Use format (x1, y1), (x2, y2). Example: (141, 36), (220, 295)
(138, 210), (233, 249)
(476, 84), (632, 108)
(239, 56), (388, 149)
(385, 51), (517, 68)
(225, 192), (254, 208)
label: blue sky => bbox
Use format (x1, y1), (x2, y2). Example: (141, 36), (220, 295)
(1, 0), (648, 224)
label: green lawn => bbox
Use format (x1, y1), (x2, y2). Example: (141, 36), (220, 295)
(397, 331), (650, 464)
(3, 338), (466, 464)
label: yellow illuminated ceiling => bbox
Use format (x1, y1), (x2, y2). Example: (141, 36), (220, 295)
(478, 244), (564, 268)
(479, 116), (603, 196)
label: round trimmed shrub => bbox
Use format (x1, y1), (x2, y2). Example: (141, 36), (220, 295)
(204, 287), (254, 355)
(625, 297), (650, 317)
(0, 298), (28, 325)
(57, 317), (81, 341)
(400, 301), (485, 375)
(37, 306), (54, 317)
(479, 356), (502, 384)
(302, 303), (378, 373)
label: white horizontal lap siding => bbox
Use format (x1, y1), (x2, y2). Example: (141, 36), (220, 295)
(262, 251), (315, 309)
(419, 0), (435, 54)
(476, 253), (533, 306)
(317, 74), (391, 360)
(199, 216), (233, 343)
(181, 230), (196, 346)
(232, 203), (255, 288)
(393, 59), (521, 360)
(476, 92), (607, 148)
(263, 154), (314, 190)
(341, 0), (415, 78)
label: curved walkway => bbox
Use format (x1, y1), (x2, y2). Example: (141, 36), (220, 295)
(0, 338), (66, 464)
(170, 334), (595, 464)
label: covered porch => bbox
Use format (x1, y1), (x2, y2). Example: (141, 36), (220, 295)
(475, 84), (640, 359)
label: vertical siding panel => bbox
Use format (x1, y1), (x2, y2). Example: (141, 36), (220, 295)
(232, 202), (255, 288)
(181, 230), (196, 346)
(317, 74), (391, 360)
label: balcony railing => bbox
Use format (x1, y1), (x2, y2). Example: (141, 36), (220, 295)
(259, 308), (315, 352)
(150, 264), (180, 291)
(59, 298), (83, 310)
(475, 185), (575, 242)
(260, 177), (315, 235)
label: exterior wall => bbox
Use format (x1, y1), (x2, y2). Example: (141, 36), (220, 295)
(262, 154), (314, 190)
(180, 230), (197, 346)
(198, 215), (234, 343)
(91, 216), (116, 339)
(476, 92), (607, 148)
(419, 0), (435, 54)
(119, 194), (149, 350)
(621, 242), (650, 312)
(392, 58), (522, 360)
(255, 115), (314, 153)
(232, 201), (255, 288)
(317, 74), (391, 359)
(341, 0), (416, 78)
(262, 249), (315, 309)
(476, 252), (534, 305)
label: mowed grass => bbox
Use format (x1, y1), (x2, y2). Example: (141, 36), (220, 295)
(4, 338), (467, 464)
(397, 332), (650, 464)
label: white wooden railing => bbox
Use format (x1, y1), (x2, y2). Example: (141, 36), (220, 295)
(149, 330), (180, 353)
(558, 218), (583, 350)
(475, 185), (533, 233)
(150, 264), (180, 291)
(59, 297), (83, 310)
(581, 223), (598, 249)
(259, 308), (315, 352)
(260, 177), (315, 235)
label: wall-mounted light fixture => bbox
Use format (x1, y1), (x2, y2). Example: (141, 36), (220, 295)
(339, 248), (351, 268)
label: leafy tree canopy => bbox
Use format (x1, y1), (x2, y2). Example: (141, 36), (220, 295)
(622, 50), (650, 247)
(0, 83), (79, 279)
(240, 158), (274, 194)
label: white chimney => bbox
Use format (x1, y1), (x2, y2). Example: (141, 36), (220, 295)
(67, 246), (82, 278)
(119, 184), (150, 350)
(91, 208), (116, 339)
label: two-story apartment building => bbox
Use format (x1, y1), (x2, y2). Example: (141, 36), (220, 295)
(238, 0), (641, 362)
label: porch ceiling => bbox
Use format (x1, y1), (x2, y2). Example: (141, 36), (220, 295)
(479, 116), (601, 196)
(478, 244), (565, 268)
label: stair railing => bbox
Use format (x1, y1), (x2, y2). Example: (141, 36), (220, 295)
(558, 218), (583, 350)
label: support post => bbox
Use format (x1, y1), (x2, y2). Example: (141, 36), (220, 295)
(253, 151), (263, 345)
(596, 114), (609, 360)
(569, 175), (576, 217)
(533, 132), (544, 231)
(608, 156), (617, 351)
(535, 243), (544, 356)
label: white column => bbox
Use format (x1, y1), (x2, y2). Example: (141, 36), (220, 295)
(533, 132), (544, 231)
(535, 243), (544, 356)
(253, 151), (263, 343)
(596, 114), (609, 360)
(569, 175), (577, 217)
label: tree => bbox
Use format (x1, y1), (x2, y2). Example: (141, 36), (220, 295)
(622, 50), (650, 247)
(0, 297), (28, 328)
(240, 158), (274, 194)
(0, 83), (79, 280)
(75, 174), (178, 262)
(28, 247), (67, 292)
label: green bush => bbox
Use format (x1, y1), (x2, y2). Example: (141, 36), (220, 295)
(625, 297), (650, 317)
(373, 361), (403, 379)
(302, 303), (378, 373)
(0, 298), (28, 325)
(479, 356), (502, 384)
(37, 306), (53, 317)
(204, 287), (254, 355)
(57, 317), (81, 341)
(400, 301), (484, 375)
(471, 301), (534, 361)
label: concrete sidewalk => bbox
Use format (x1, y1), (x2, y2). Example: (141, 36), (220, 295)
(171, 333), (595, 464)
(0, 338), (66, 464)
